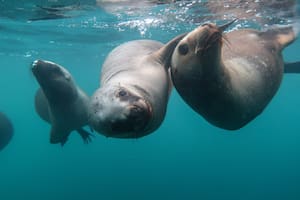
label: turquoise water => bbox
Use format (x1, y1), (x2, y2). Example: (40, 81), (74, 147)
(1, 1), (300, 200)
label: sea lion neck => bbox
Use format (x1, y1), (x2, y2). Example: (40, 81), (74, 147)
(153, 33), (187, 68)
(198, 41), (225, 80)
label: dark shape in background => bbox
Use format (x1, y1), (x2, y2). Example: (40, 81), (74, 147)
(0, 112), (14, 151)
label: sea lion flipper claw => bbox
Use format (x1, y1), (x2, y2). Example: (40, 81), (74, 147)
(76, 128), (94, 144)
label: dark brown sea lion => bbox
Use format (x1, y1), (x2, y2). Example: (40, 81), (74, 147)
(171, 21), (297, 130)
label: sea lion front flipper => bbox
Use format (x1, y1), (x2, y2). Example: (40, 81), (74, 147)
(284, 61), (300, 73)
(76, 128), (94, 144)
(153, 33), (188, 69)
(50, 127), (69, 146)
(34, 88), (50, 123)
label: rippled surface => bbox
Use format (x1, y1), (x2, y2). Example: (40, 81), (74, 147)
(1, 1), (300, 200)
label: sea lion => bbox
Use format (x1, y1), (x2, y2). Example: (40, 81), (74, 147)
(171, 21), (297, 130)
(89, 34), (185, 138)
(0, 112), (13, 151)
(32, 60), (93, 145)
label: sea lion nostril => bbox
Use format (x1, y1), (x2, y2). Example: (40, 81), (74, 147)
(130, 106), (143, 116)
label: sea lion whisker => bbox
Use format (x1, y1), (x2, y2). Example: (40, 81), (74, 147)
(222, 34), (232, 50)
(218, 18), (237, 32)
(200, 31), (223, 53)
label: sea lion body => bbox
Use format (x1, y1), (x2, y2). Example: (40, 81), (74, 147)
(171, 23), (296, 130)
(0, 112), (13, 151)
(32, 60), (92, 145)
(89, 35), (185, 138)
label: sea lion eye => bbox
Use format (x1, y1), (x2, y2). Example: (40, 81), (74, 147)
(118, 89), (127, 97)
(178, 44), (189, 55)
(65, 74), (71, 81)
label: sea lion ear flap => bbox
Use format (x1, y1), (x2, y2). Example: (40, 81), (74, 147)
(218, 19), (237, 32)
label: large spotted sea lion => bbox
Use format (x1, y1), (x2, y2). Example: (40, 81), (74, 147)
(171, 21), (298, 130)
(89, 34), (185, 138)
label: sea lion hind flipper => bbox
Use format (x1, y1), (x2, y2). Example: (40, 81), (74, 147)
(50, 127), (69, 146)
(263, 26), (297, 49)
(76, 128), (94, 144)
(284, 61), (300, 73)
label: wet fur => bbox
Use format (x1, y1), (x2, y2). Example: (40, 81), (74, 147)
(171, 24), (297, 130)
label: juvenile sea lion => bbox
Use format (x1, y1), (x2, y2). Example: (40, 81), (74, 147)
(32, 60), (93, 145)
(89, 34), (185, 138)
(171, 21), (297, 130)
(0, 112), (13, 151)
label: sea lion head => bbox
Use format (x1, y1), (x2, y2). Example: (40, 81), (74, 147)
(172, 22), (228, 63)
(89, 85), (153, 138)
(31, 60), (77, 105)
(171, 20), (236, 79)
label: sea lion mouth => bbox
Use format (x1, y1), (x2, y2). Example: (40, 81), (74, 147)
(31, 60), (54, 73)
(89, 88), (153, 138)
(195, 24), (223, 55)
(109, 98), (153, 138)
(31, 60), (42, 76)
(111, 106), (149, 131)
(31, 59), (58, 82)
(195, 19), (236, 55)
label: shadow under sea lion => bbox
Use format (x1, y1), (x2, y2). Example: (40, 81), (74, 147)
(0, 112), (14, 151)
(32, 60), (93, 145)
(171, 20), (298, 130)
(89, 34), (186, 139)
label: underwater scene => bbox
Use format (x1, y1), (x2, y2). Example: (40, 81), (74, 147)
(1, 0), (300, 199)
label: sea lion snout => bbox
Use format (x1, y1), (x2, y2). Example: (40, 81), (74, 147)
(31, 59), (71, 81)
(110, 101), (152, 136)
(31, 59), (56, 73)
(194, 24), (223, 55)
(89, 87), (153, 138)
(190, 21), (236, 56)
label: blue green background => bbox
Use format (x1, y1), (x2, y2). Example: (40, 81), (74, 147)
(1, 1), (300, 200)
